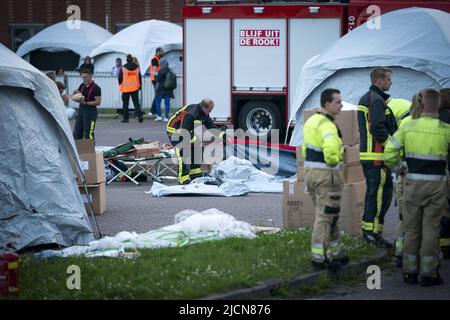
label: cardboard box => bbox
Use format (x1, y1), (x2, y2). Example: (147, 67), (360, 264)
(303, 109), (360, 146)
(127, 141), (161, 158)
(75, 140), (106, 184)
(343, 144), (360, 165)
(78, 182), (106, 215)
(282, 180), (366, 236)
(296, 147), (305, 182)
(344, 164), (365, 183)
(283, 180), (315, 229)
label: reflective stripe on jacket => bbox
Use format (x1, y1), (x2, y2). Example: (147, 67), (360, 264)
(302, 110), (343, 169)
(358, 86), (398, 166)
(384, 115), (450, 181)
(119, 67), (141, 93)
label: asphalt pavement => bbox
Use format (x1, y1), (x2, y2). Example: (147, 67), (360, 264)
(87, 116), (449, 299)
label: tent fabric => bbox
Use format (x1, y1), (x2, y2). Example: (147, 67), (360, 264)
(16, 20), (112, 60)
(88, 20), (182, 74)
(289, 7), (450, 146)
(0, 43), (94, 252)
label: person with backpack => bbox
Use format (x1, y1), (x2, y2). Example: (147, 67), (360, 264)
(155, 58), (176, 122)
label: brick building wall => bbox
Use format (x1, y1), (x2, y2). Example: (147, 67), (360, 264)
(0, 0), (184, 51)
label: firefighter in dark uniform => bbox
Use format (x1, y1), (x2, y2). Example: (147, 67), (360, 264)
(73, 69), (101, 140)
(166, 98), (226, 184)
(357, 67), (398, 248)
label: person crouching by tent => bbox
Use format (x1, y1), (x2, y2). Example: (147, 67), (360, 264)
(118, 54), (143, 123)
(72, 69), (102, 140)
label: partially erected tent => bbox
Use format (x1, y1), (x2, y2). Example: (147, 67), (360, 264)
(16, 21), (112, 71)
(289, 7), (450, 146)
(0, 44), (95, 253)
(89, 20), (182, 74)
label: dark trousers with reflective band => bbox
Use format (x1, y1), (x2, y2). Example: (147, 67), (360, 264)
(395, 174), (405, 257)
(305, 168), (348, 264)
(73, 106), (97, 140)
(122, 91), (143, 121)
(403, 179), (446, 278)
(170, 136), (202, 184)
(361, 164), (393, 235)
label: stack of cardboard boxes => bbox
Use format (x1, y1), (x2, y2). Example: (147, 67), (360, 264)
(283, 109), (366, 236)
(74, 140), (106, 215)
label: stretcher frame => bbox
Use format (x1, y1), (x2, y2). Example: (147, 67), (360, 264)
(105, 152), (177, 186)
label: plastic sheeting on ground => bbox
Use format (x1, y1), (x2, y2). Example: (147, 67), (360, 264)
(34, 209), (257, 259)
(209, 156), (288, 193)
(148, 179), (250, 197)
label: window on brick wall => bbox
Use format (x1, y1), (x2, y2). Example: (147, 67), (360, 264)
(10, 24), (45, 52)
(115, 23), (133, 33)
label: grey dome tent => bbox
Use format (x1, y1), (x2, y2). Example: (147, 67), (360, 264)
(0, 43), (96, 253)
(288, 7), (450, 146)
(15, 20), (112, 71)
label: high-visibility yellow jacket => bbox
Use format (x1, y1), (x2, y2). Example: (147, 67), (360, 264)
(384, 114), (450, 181)
(302, 109), (343, 169)
(388, 98), (411, 127)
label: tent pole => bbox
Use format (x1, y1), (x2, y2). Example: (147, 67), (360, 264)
(82, 181), (102, 239)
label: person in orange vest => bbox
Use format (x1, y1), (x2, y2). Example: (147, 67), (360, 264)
(118, 54), (143, 123)
(148, 47), (165, 117)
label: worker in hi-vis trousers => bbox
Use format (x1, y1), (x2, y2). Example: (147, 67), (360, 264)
(357, 67), (398, 248)
(166, 98), (226, 185)
(388, 95), (418, 267)
(303, 88), (350, 272)
(384, 88), (450, 287)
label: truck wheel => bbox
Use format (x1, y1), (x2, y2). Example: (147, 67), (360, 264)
(238, 101), (281, 138)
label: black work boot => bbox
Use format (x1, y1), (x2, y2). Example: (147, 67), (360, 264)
(441, 247), (450, 259)
(189, 173), (203, 181)
(334, 256), (350, 266)
(375, 236), (394, 249)
(179, 178), (191, 185)
(395, 256), (403, 268)
(420, 276), (444, 287)
(362, 230), (378, 246)
(403, 273), (418, 285)
(311, 261), (327, 271)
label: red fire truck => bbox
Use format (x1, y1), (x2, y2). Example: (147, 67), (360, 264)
(182, 0), (450, 137)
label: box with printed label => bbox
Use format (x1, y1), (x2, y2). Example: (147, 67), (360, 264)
(282, 180), (314, 229)
(282, 180), (366, 236)
(78, 182), (106, 215)
(74, 139), (106, 184)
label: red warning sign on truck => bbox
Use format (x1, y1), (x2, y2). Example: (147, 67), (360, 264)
(239, 29), (280, 46)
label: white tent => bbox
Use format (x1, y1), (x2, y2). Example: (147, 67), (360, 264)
(0, 44), (95, 252)
(89, 20), (182, 74)
(289, 7), (450, 146)
(16, 20), (112, 70)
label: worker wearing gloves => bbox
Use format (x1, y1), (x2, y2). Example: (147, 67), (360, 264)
(357, 67), (398, 248)
(166, 98), (227, 185)
(384, 88), (450, 287)
(303, 88), (350, 271)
